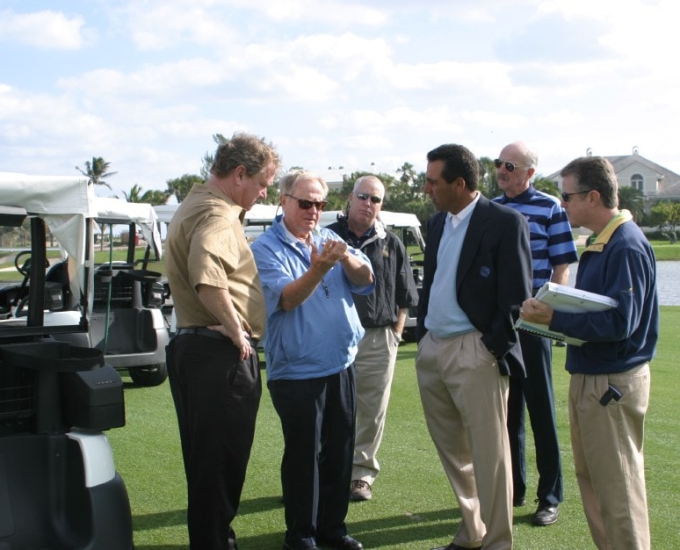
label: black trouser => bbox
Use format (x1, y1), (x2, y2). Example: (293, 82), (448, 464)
(507, 331), (563, 506)
(268, 366), (356, 547)
(167, 333), (261, 550)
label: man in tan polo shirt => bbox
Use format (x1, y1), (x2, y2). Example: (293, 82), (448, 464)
(165, 132), (280, 550)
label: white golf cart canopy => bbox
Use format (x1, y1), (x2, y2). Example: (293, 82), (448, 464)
(92, 197), (162, 260)
(154, 202), (280, 225)
(1, 172), (94, 300)
(0, 172), (162, 312)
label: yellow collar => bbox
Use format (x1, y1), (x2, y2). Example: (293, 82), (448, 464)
(585, 210), (633, 252)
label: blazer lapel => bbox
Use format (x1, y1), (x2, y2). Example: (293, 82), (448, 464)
(457, 197), (490, 291)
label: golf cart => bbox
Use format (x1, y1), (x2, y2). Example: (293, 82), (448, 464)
(0, 173), (133, 549)
(76, 197), (169, 387)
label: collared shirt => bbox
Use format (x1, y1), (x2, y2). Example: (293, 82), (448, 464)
(495, 185), (578, 289)
(426, 208), (475, 338)
(165, 184), (266, 339)
(251, 217), (375, 381)
(447, 191), (480, 229)
(327, 217), (418, 328)
(549, 210), (658, 374)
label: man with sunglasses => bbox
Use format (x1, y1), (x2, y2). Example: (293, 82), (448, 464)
(326, 175), (419, 502)
(492, 141), (578, 527)
(520, 156), (657, 549)
(252, 170), (374, 550)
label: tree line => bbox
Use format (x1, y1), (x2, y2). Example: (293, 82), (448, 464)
(75, 140), (680, 241)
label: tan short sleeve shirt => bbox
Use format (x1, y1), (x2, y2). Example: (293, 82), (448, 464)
(165, 184), (266, 339)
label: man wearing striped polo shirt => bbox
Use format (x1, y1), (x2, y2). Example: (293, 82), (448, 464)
(493, 141), (578, 526)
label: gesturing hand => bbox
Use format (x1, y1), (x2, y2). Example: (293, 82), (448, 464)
(310, 239), (348, 272)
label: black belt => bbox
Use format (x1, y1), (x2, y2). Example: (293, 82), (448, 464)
(175, 327), (258, 348)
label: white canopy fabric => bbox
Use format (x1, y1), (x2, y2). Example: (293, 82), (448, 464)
(154, 202), (280, 225)
(1, 173), (163, 313)
(1, 173), (94, 304)
(92, 197), (162, 260)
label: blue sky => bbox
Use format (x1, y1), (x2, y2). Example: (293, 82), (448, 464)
(1, 0), (677, 198)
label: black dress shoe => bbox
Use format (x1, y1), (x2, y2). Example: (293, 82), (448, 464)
(283, 538), (320, 550)
(432, 542), (482, 550)
(533, 501), (559, 526)
(316, 534), (363, 550)
(513, 495), (527, 507)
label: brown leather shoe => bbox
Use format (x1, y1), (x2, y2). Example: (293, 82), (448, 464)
(349, 480), (372, 501)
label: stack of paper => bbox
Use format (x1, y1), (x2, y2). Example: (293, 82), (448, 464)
(514, 282), (618, 346)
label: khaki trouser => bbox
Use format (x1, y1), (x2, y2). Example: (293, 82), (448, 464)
(352, 326), (401, 484)
(569, 363), (651, 550)
(416, 330), (513, 550)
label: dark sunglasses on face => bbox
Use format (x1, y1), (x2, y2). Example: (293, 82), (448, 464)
(285, 194), (328, 211)
(561, 190), (590, 202)
(355, 192), (382, 204)
(493, 158), (528, 173)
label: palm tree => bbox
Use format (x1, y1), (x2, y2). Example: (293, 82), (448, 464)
(166, 174), (204, 203)
(532, 176), (561, 199)
(76, 157), (118, 189)
(478, 157), (499, 198)
(122, 184), (144, 203)
(618, 186), (645, 223)
(123, 185), (170, 206)
(200, 133), (229, 180)
(140, 189), (170, 206)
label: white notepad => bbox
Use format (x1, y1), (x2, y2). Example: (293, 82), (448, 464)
(514, 282), (618, 346)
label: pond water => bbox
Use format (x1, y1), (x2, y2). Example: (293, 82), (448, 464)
(568, 261), (680, 306)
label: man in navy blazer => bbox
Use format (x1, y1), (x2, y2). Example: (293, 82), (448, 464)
(416, 144), (532, 550)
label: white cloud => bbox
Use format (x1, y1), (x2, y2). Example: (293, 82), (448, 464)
(0, 10), (86, 50)
(2, 0), (680, 199)
(114, 3), (238, 50)
(57, 58), (228, 99)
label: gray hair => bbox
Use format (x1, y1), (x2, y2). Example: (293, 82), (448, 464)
(278, 169), (328, 198)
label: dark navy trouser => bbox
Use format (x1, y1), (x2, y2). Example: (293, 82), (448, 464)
(167, 333), (261, 550)
(507, 331), (563, 506)
(269, 365), (356, 547)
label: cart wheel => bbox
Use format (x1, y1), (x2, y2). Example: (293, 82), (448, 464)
(128, 362), (168, 387)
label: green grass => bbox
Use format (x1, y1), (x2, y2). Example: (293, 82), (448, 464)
(109, 307), (680, 549)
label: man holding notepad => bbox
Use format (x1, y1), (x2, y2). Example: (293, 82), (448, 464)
(520, 156), (658, 550)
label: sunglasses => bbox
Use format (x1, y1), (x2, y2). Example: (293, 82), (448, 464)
(561, 190), (590, 202)
(285, 194), (328, 211)
(355, 192), (382, 204)
(493, 159), (528, 172)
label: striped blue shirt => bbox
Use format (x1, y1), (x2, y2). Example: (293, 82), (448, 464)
(494, 186), (578, 290)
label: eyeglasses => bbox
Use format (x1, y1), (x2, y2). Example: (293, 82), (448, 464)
(493, 159), (529, 172)
(355, 192), (382, 204)
(561, 190), (590, 202)
(285, 194), (328, 211)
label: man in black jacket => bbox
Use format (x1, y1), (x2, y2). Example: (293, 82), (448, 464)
(327, 175), (419, 502)
(417, 144), (532, 550)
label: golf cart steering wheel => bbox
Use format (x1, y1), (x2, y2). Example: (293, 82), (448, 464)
(14, 250), (49, 277)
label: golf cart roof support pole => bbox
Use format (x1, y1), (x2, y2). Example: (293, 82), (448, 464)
(80, 218), (92, 331)
(126, 223), (135, 265)
(27, 216), (47, 328)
